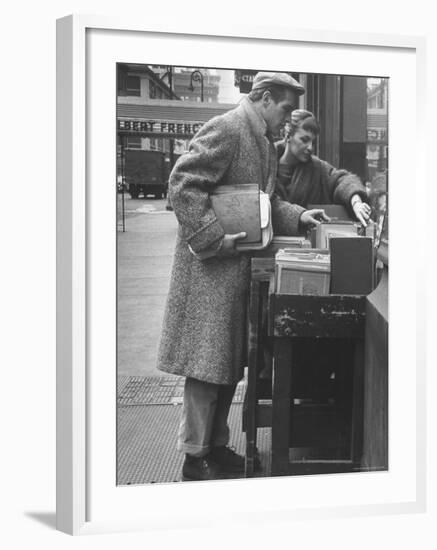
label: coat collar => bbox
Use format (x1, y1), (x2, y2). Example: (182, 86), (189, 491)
(238, 98), (277, 193)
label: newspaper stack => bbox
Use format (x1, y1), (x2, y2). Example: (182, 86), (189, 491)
(310, 221), (359, 249)
(275, 249), (331, 295)
(270, 235), (311, 249)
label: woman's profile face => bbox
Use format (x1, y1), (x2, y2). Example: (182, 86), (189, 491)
(288, 127), (316, 163)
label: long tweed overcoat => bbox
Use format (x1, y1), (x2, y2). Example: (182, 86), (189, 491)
(157, 98), (304, 385)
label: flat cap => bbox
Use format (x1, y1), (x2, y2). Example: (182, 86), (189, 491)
(251, 72), (305, 95)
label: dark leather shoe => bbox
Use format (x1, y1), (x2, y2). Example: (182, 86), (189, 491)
(181, 454), (220, 481)
(210, 446), (245, 473)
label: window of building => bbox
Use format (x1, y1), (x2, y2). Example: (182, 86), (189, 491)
(118, 74), (141, 96)
(366, 77), (388, 218)
(126, 76), (141, 96)
(377, 93), (384, 109)
(149, 82), (166, 99)
(126, 136), (141, 149)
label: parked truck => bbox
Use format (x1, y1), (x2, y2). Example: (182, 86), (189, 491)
(124, 149), (168, 199)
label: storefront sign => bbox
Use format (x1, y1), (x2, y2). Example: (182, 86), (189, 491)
(234, 70), (257, 93)
(118, 119), (204, 136)
(367, 128), (387, 142)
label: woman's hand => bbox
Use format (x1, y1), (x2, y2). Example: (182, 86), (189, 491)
(278, 135), (294, 167)
(351, 195), (372, 227)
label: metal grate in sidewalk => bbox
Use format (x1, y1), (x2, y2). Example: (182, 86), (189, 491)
(117, 375), (184, 406)
(117, 375), (246, 406)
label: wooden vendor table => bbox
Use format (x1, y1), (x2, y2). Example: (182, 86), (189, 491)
(244, 256), (274, 477)
(268, 292), (366, 476)
(244, 244), (388, 478)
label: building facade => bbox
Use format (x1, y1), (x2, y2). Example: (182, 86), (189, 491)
(117, 64), (235, 193)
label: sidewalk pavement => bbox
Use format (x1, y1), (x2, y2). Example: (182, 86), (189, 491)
(117, 197), (176, 377)
(117, 374), (272, 484)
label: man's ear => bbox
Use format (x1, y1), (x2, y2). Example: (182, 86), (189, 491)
(262, 90), (272, 106)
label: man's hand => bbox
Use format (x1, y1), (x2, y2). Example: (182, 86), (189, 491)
(300, 209), (330, 227)
(279, 136), (294, 166)
(351, 199), (372, 227)
(216, 232), (247, 258)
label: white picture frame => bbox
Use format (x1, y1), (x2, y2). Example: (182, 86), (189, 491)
(56, 14), (427, 536)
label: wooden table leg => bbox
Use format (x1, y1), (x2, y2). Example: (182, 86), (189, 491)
(271, 338), (293, 476)
(350, 339), (365, 468)
(245, 280), (260, 477)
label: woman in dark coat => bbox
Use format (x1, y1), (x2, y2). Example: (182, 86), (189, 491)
(275, 109), (371, 225)
(258, 110), (372, 407)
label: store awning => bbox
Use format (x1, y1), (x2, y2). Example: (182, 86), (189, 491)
(116, 100), (237, 138)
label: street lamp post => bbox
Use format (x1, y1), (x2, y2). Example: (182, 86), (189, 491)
(189, 70), (204, 102)
(119, 134), (126, 232)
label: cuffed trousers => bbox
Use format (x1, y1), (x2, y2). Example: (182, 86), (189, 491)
(177, 377), (237, 457)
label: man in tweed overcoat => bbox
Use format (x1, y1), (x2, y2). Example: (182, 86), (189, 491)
(157, 72), (326, 481)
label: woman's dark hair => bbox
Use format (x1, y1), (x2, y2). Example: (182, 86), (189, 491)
(290, 109), (320, 135)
